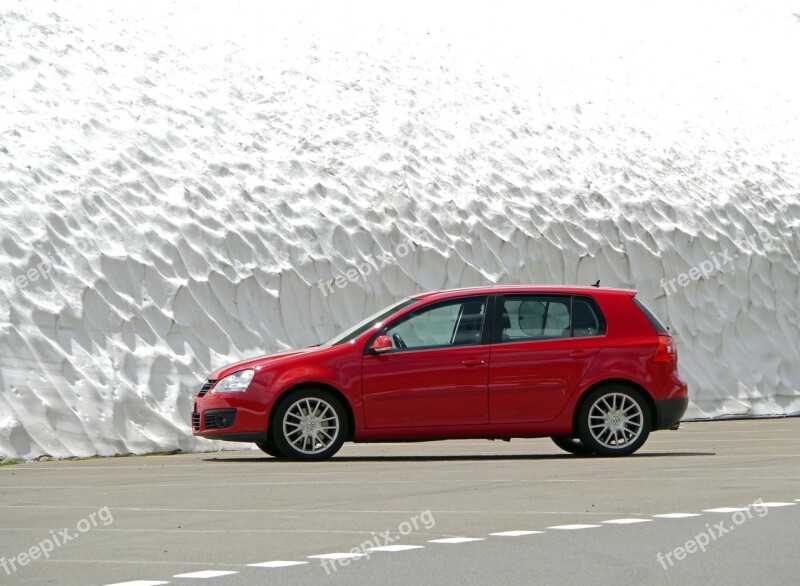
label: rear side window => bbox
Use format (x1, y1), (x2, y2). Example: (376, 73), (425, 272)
(572, 297), (606, 337)
(498, 295), (605, 342)
(632, 297), (669, 333)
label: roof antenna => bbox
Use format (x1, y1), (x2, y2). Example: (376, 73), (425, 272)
(591, 280), (600, 287)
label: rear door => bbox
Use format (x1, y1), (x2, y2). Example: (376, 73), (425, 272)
(488, 294), (605, 423)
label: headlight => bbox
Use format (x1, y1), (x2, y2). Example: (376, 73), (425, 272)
(212, 369), (255, 393)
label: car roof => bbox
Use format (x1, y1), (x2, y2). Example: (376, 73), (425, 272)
(413, 285), (636, 302)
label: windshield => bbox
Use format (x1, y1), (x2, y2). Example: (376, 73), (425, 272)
(324, 297), (421, 346)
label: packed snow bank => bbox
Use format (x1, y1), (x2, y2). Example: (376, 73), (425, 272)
(1, 1), (799, 459)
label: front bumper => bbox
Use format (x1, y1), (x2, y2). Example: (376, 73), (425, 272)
(653, 396), (689, 430)
(191, 388), (270, 443)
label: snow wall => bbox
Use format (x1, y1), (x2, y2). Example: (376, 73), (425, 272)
(1, 1), (799, 459)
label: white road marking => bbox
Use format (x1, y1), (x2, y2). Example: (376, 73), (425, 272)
(6, 451), (798, 477)
(651, 465), (800, 472)
(104, 582), (170, 586)
(0, 505), (710, 515)
(83, 493), (800, 586)
(173, 570), (238, 578)
(428, 537), (486, 544)
(8, 470), (800, 491)
(0, 527), (428, 537)
(366, 545), (425, 552)
(602, 518), (652, 524)
(248, 561), (308, 568)
(39, 559), (239, 567)
(307, 552), (368, 560)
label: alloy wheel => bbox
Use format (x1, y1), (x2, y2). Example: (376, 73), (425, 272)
(587, 392), (644, 449)
(282, 397), (341, 455)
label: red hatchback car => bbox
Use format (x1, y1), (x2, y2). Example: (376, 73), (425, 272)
(192, 286), (688, 460)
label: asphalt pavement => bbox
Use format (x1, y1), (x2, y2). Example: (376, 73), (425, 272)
(1, 418), (798, 585)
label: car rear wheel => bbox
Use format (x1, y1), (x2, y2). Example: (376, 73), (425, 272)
(272, 388), (346, 461)
(577, 385), (651, 456)
(550, 435), (595, 456)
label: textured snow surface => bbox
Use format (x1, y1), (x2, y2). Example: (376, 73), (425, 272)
(1, 1), (799, 459)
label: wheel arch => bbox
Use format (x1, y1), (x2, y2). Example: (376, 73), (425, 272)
(269, 382), (356, 441)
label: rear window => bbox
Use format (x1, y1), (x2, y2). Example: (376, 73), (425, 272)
(632, 297), (669, 333)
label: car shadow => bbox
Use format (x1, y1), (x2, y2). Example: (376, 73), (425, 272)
(203, 451), (715, 463)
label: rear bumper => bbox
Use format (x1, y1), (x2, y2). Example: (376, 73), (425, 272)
(654, 396), (689, 430)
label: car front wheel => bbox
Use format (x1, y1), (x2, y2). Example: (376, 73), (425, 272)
(576, 385), (651, 456)
(550, 435), (595, 456)
(255, 435), (287, 459)
(271, 388), (346, 461)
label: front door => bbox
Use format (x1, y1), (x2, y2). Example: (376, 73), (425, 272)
(362, 296), (490, 428)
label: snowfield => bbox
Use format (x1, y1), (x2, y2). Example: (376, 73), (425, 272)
(1, 1), (798, 459)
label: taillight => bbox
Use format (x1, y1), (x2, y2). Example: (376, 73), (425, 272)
(653, 334), (677, 364)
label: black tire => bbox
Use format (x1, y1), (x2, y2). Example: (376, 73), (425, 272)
(551, 435), (595, 456)
(576, 385), (651, 457)
(271, 388), (347, 461)
(255, 436), (287, 459)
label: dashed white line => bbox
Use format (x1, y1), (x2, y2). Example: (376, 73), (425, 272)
(602, 518), (652, 525)
(173, 570), (238, 579)
(366, 545), (425, 552)
(307, 552), (368, 560)
(102, 496), (798, 585)
(428, 537), (486, 544)
(248, 561), (308, 568)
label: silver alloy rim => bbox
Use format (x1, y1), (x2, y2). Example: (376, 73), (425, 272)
(588, 392), (644, 449)
(282, 398), (340, 454)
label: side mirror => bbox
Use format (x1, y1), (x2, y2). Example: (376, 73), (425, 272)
(369, 335), (393, 354)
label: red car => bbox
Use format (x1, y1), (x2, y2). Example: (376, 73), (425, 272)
(192, 286), (688, 459)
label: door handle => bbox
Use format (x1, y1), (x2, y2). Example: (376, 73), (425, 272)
(569, 350), (591, 359)
(461, 358), (486, 366)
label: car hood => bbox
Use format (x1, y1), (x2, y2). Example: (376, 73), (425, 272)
(208, 346), (324, 380)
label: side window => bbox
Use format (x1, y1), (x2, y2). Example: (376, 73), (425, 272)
(572, 298), (605, 338)
(499, 295), (604, 341)
(385, 297), (487, 350)
(572, 297), (604, 337)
